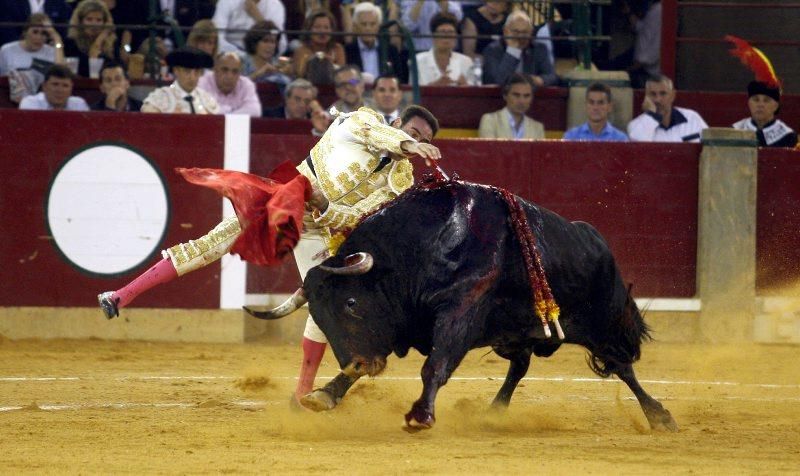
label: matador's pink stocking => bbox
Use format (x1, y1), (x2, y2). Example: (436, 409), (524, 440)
(112, 257), (178, 308)
(295, 337), (327, 401)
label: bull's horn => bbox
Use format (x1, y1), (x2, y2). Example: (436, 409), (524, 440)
(243, 288), (306, 320)
(319, 252), (373, 275)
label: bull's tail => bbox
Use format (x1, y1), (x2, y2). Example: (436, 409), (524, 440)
(587, 283), (651, 378)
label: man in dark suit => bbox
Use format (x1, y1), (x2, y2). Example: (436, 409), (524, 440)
(0, 0), (72, 47)
(263, 78), (318, 119)
(344, 2), (408, 84)
(482, 10), (557, 87)
(91, 61), (142, 112)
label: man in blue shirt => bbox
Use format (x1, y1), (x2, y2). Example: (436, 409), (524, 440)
(563, 82), (628, 141)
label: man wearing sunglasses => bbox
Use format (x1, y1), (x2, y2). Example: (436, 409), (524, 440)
(311, 64), (372, 135)
(331, 64), (371, 114)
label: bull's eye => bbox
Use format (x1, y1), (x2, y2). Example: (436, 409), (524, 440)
(346, 298), (356, 308)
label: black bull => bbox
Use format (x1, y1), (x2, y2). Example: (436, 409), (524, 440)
(247, 180), (677, 432)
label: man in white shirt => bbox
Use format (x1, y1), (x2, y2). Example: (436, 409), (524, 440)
(371, 74), (403, 124)
(213, 0), (286, 55)
(627, 74), (707, 143)
(19, 64), (89, 111)
(141, 47), (219, 114)
(198, 52), (262, 116)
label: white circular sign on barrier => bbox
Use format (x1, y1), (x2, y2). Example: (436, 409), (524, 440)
(46, 143), (169, 277)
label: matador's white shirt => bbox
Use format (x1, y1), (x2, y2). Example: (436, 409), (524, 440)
(141, 81), (220, 114)
(296, 107), (416, 231)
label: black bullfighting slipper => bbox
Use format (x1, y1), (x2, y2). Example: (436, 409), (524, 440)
(97, 292), (119, 320)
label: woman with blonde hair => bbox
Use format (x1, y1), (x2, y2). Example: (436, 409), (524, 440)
(292, 9), (346, 79)
(186, 19), (219, 58)
(64, 0), (118, 77)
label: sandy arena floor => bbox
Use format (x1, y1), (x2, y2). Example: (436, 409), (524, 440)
(1, 335), (799, 474)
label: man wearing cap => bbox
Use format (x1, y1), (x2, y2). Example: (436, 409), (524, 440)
(726, 36), (798, 148)
(733, 81), (797, 148)
(141, 47), (220, 114)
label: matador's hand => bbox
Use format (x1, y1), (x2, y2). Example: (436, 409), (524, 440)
(308, 186), (329, 212)
(402, 141), (442, 164)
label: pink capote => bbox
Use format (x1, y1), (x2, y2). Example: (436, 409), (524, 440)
(176, 161), (312, 266)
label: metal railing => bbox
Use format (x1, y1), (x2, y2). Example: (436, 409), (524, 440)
(0, 0), (615, 88)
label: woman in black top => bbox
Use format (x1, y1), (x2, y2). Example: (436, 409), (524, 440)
(63, 0), (118, 78)
(461, 0), (509, 58)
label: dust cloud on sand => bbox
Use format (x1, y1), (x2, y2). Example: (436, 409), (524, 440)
(1, 336), (799, 473)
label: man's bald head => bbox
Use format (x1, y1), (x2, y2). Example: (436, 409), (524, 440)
(214, 52), (243, 94)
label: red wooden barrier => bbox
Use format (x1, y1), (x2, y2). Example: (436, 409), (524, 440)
(0, 110), (224, 308)
(757, 148), (800, 291)
(4, 109), (797, 310)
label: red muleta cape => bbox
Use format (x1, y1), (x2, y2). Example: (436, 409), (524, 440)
(176, 161), (311, 266)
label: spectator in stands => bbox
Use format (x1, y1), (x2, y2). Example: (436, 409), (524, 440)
(91, 60), (141, 111)
(627, 0), (661, 89)
(340, 0), (401, 48)
(292, 9), (346, 79)
(64, 0), (118, 78)
(285, 0), (344, 44)
(186, 19), (219, 58)
(482, 10), (556, 87)
(371, 74), (403, 123)
(401, 0), (463, 53)
(628, 74), (707, 142)
(416, 13), (473, 86)
(0, 13), (64, 76)
(460, 0), (508, 59)
(19, 64), (89, 111)
(263, 78), (318, 119)
(0, 0), (72, 48)
(213, 0), (287, 56)
(101, 1), (149, 64)
(198, 52), (262, 116)
(563, 82), (627, 141)
(161, 0), (216, 28)
(733, 81), (798, 148)
(344, 2), (407, 84)
(304, 64), (367, 133)
(478, 72), (543, 139)
(141, 47), (219, 114)
(330, 64), (369, 113)
(242, 20), (293, 87)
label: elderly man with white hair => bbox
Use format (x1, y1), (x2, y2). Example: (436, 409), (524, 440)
(481, 10), (556, 87)
(344, 2), (407, 83)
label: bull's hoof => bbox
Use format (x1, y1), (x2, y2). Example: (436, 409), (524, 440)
(299, 389), (338, 412)
(646, 408), (679, 432)
(404, 409), (435, 431)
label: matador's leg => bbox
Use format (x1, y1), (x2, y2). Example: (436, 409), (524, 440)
(291, 233), (329, 404)
(97, 216), (242, 319)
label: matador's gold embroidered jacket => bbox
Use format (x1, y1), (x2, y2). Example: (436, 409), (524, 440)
(296, 107), (415, 231)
